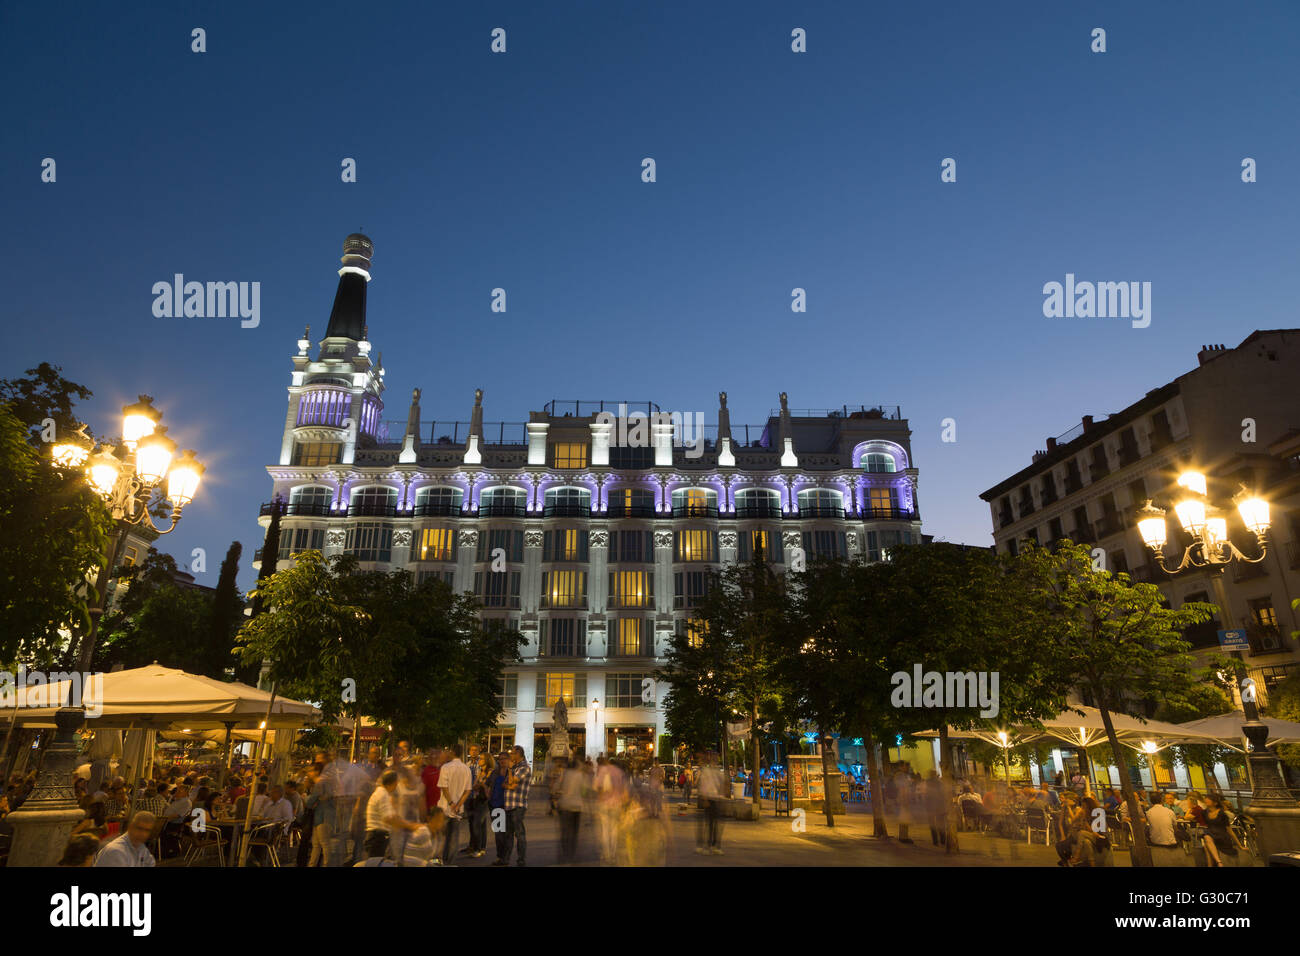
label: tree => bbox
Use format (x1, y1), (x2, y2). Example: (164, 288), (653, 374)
(206, 542), (248, 678)
(657, 553), (789, 808)
(0, 401), (111, 664)
(0, 362), (93, 449)
(1016, 541), (1216, 867)
(235, 551), (524, 747)
(882, 542), (1068, 852)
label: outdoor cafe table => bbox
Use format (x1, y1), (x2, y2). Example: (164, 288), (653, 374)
(208, 815), (265, 866)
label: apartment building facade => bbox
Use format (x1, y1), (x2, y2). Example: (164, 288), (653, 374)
(255, 234), (924, 761)
(980, 330), (1300, 704)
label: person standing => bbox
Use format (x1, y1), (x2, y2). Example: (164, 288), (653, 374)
(487, 753), (509, 863)
(696, 753), (724, 855)
(594, 756), (626, 864)
(437, 744), (471, 863)
(924, 772), (948, 847)
(464, 749), (491, 858)
(556, 757), (585, 863)
(495, 745), (530, 866)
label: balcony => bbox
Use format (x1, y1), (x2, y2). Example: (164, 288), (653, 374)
(538, 642), (586, 659)
(607, 504), (657, 518)
(1064, 474), (1083, 495)
(1183, 619), (1221, 650)
(1071, 524), (1096, 544)
(795, 505), (844, 519)
(479, 594), (522, 609)
(260, 501), (332, 518)
(610, 647), (655, 660)
(673, 594), (708, 609)
(735, 501), (783, 519)
(998, 509), (1014, 529)
(413, 500), (463, 517)
(1017, 498), (1035, 517)
(478, 501), (526, 518)
(1117, 444), (1140, 467)
(863, 507), (918, 521)
(1288, 540), (1300, 570)
(539, 596), (588, 610)
(543, 502), (592, 518)
(348, 502), (398, 518)
(1148, 426), (1174, 451)
(1132, 563), (1168, 585)
(673, 503), (720, 519)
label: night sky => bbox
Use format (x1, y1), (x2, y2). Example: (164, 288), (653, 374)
(5, 1), (1298, 591)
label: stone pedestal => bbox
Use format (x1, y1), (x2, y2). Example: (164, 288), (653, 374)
(1242, 711), (1300, 861)
(5, 706), (87, 867)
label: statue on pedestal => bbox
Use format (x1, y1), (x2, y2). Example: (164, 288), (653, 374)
(550, 696), (570, 757)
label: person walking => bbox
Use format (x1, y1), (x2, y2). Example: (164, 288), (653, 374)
(494, 745), (530, 866)
(925, 772), (948, 847)
(594, 756), (627, 865)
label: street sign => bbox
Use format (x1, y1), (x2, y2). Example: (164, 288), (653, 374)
(1217, 628), (1249, 650)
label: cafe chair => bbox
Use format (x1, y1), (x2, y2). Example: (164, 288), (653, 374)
(246, 823), (284, 867)
(1024, 807), (1051, 845)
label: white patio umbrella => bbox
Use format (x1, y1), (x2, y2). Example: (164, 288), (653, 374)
(1177, 711), (1300, 752)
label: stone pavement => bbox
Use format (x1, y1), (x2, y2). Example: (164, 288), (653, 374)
(435, 791), (1126, 867)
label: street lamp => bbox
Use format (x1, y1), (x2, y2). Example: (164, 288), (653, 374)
(1134, 471), (1270, 572)
(1134, 471), (1300, 858)
(6, 395), (204, 867)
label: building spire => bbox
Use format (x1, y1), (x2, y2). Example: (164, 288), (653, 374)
(324, 233), (372, 340)
(464, 388), (484, 465)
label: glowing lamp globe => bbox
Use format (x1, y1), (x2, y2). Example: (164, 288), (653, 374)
(1235, 493), (1270, 537)
(1136, 501), (1168, 551)
(87, 451), (122, 497)
(1173, 497), (1206, 537)
(121, 397), (161, 448)
(167, 449), (205, 506)
(135, 430), (176, 484)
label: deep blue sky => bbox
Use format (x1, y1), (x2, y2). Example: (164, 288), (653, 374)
(4, 2), (1298, 592)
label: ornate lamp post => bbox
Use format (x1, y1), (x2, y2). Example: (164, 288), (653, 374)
(6, 395), (204, 867)
(1134, 470), (1299, 860)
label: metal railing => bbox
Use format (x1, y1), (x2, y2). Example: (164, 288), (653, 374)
(672, 504), (719, 519)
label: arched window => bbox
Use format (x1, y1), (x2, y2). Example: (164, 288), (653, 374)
(288, 485), (333, 516)
(734, 488), (781, 518)
(608, 487), (655, 517)
(797, 489), (844, 518)
(414, 486), (464, 517)
(349, 486), (397, 517)
(544, 487), (592, 517)
(864, 452), (896, 473)
(672, 488), (718, 518)
(479, 486), (527, 517)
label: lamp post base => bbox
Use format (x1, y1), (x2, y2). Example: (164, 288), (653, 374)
(1242, 718), (1300, 862)
(4, 706), (86, 867)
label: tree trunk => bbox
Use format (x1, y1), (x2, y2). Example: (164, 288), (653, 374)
(938, 727), (959, 853)
(1099, 705), (1152, 867)
(863, 722), (889, 838)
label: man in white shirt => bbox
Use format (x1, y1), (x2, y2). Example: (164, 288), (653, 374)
(162, 784), (192, 822)
(696, 754), (725, 856)
(94, 812), (157, 867)
(1145, 798), (1185, 866)
(436, 745), (472, 863)
(264, 784), (295, 835)
(364, 770), (421, 861)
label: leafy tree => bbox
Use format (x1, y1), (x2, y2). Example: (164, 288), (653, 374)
(235, 551), (524, 747)
(0, 362), (93, 449)
(1268, 670), (1300, 771)
(882, 542), (1067, 852)
(1015, 541), (1216, 867)
(0, 401), (111, 664)
(657, 553), (789, 805)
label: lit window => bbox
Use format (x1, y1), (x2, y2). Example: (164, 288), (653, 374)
(864, 452), (896, 473)
(418, 528), (455, 561)
(868, 486), (899, 515)
(675, 530), (715, 562)
(292, 442), (342, 466)
(542, 570), (586, 607)
(617, 617), (646, 656)
(552, 443), (589, 469)
(611, 571), (652, 608)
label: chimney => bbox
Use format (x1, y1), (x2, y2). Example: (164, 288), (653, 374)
(1081, 415), (1094, 432)
(1032, 450), (1047, 463)
(1046, 437), (1058, 451)
(1197, 343), (1227, 366)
